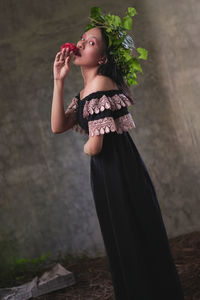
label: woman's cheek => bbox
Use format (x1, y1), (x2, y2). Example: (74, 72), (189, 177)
(87, 49), (100, 62)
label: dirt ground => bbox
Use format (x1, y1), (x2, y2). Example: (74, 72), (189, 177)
(3, 230), (199, 299)
(31, 230), (200, 300)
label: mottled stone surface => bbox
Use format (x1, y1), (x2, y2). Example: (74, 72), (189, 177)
(0, 0), (199, 265)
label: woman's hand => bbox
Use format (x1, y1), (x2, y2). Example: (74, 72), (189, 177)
(53, 48), (74, 81)
(84, 135), (104, 156)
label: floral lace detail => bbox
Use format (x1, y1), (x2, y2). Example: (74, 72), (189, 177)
(72, 123), (88, 135)
(64, 97), (88, 135)
(83, 93), (132, 119)
(65, 97), (79, 113)
(88, 113), (136, 137)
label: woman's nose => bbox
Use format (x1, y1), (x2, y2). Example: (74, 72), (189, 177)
(77, 41), (84, 49)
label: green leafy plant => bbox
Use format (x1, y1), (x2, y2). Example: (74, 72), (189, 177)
(0, 251), (52, 288)
(0, 247), (94, 288)
(13, 252), (52, 280)
(85, 7), (148, 86)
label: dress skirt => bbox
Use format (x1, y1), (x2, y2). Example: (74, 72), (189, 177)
(90, 131), (185, 300)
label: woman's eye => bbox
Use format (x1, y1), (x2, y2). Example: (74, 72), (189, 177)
(80, 37), (94, 45)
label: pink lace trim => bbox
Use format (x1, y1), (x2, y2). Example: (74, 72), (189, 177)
(65, 97), (79, 113)
(65, 97), (88, 135)
(72, 123), (88, 135)
(88, 113), (136, 137)
(83, 93), (133, 119)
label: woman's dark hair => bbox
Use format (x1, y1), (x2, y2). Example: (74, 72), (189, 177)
(97, 27), (135, 105)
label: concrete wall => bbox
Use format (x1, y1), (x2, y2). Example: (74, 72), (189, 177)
(0, 0), (199, 264)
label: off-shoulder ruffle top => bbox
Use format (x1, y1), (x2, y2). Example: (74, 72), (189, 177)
(65, 89), (136, 137)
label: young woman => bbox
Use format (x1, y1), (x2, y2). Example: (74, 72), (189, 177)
(51, 25), (185, 300)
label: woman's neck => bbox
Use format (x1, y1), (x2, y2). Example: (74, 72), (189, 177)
(80, 66), (99, 89)
(80, 67), (119, 94)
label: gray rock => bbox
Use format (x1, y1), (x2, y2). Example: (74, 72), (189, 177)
(0, 263), (75, 300)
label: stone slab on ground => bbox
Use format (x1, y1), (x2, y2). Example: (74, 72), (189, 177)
(0, 263), (76, 300)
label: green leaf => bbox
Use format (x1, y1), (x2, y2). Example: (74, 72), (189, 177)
(137, 47), (148, 60)
(90, 7), (105, 24)
(40, 254), (45, 261)
(16, 258), (27, 265)
(106, 27), (112, 33)
(105, 14), (112, 25)
(131, 58), (143, 73)
(90, 7), (102, 19)
(133, 72), (137, 79)
(112, 15), (121, 27)
(123, 16), (132, 30)
(112, 37), (124, 46)
(32, 258), (39, 265)
(127, 7), (137, 17)
(123, 52), (132, 61)
(108, 36), (113, 48)
(85, 24), (94, 31)
(105, 14), (121, 29)
(127, 76), (138, 86)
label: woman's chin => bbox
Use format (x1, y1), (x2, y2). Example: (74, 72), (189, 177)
(72, 55), (82, 65)
(72, 60), (81, 66)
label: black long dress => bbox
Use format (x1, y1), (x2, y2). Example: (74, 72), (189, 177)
(65, 89), (185, 300)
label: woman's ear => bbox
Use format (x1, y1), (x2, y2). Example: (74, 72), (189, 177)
(104, 57), (108, 64)
(98, 56), (108, 65)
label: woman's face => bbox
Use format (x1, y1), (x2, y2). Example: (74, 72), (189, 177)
(73, 27), (106, 67)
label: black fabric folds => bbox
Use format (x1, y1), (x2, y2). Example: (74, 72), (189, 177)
(75, 90), (185, 300)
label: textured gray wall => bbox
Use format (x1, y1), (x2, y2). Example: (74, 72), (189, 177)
(0, 0), (199, 264)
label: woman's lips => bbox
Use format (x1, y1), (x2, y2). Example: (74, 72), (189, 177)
(75, 50), (81, 56)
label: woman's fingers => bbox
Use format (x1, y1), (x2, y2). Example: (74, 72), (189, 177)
(63, 49), (72, 62)
(64, 48), (71, 59)
(55, 51), (61, 61)
(60, 49), (65, 61)
(65, 51), (73, 63)
(55, 48), (73, 65)
(56, 48), (72, 58)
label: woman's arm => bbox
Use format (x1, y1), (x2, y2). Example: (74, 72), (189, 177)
(51, 79), (66, 133)
(84, 135), (104, 156)
(51, 79), (76, 133)
(51, 48), (75, 134)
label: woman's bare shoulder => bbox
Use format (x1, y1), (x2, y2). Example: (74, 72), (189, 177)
(93, 75), (118, 90)
(79, 76), (119, 100)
